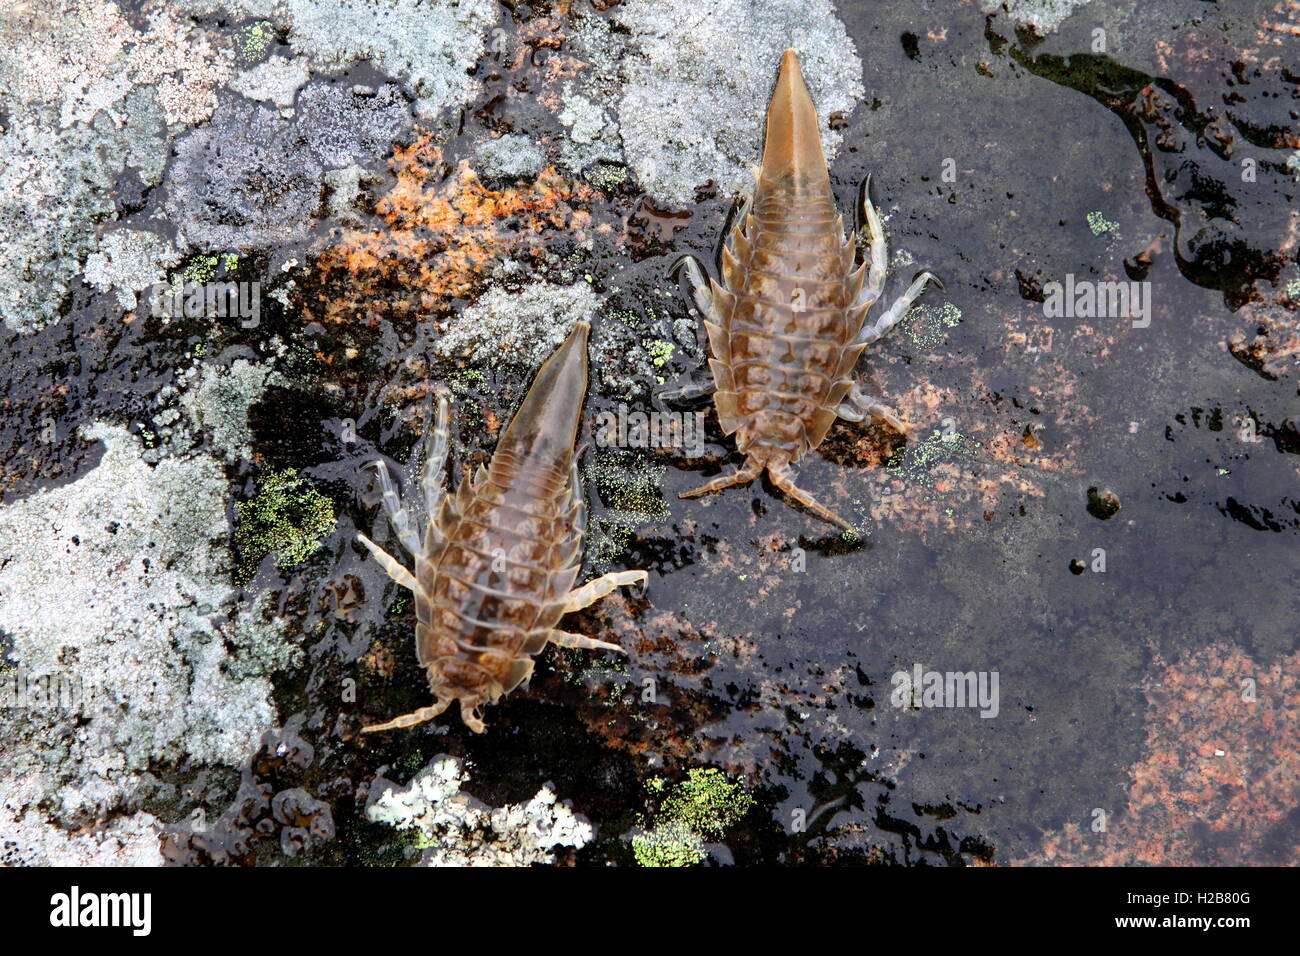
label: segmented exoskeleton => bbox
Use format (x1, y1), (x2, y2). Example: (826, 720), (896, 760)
(667, 49), (941, 529)
(357, 321), (647, 734)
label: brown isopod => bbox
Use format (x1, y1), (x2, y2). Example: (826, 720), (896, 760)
(667, 49), (942, 529)
(357, 321), (647, 733)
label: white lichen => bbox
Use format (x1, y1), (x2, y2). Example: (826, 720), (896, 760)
(435, 280), (604, 370)
(83, 229), (181, 311)
(0, 424), (296, 854)
(177, 359), (282, 463)
(228, 55), (312, 114)
(977, 0), (1095, 35)
(366, 756), (594, 866)
(571, 0), (863, 205)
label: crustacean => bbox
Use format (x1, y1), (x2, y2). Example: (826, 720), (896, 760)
(357, 321), (647, 733)
(666, 49), (942, 529)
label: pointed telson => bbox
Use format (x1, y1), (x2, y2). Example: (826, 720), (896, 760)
(495, 320), (590, 465)
(759, 48), (829, 187)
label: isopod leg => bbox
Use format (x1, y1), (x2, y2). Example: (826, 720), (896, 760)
(836, 385), (906, 432)
(420, 389), (452, 524)
(362, 459), (421, 555)
(766, 462), (856, 531)
(654, 373), (715, 411)
(360, 698), (450, 734)
(356, 532), (420, 592)
(548, 629), (625, 654)
(856, 174), (888, 308)
(560, 569), (649, 613)
(458, 700), (486, 734)
(570, 455), (587, 543)
(722, 191), (752, 254)
(855, 270), (942, 346)
(678, 458), (763, 499)
(670, 254), (715, 316)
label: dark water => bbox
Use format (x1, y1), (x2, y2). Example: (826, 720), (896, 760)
(2, 0), (1295, 865)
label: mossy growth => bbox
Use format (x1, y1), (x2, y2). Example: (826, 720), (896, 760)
(901, 301), (962, 350)
(1086, 210), (1119, 236)
(887, 427), (979, 490)
(235, 20), (275, 62)
(234, 468), (336, 584)
(584, 449), (669, 570)
(632, 768), (753, 867)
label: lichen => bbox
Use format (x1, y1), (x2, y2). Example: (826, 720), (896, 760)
(83, 229), (181, 311)
(571, 0), (863, 204)
(887, 428), (980, 490)
(585, 450), (669, 570)
(0, 423), (293, 857)
(234, 468), (337, 583)
(234, 19), (275, 62)
(434, 280), (604, 370)
(977, 0), (1094, 34)
(1086, 210), (1119, 236)
(366, 756), (594, 866)
(632, 768), (753, 867)
(230, 0), (498, 121)
(644, 339), (675, 383)
(473, 133), (546, 182)
(584, 161), (632, 192)
(901, 301), (962, 351)
(311, 138), (597, 328)
(181, 359), (283, 463)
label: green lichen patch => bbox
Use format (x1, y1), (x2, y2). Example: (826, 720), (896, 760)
(1086, 210), (1118, 236)
(887, 427), (980, 490)
(178, 252), (239, 286)
(235, 20), (275, 63)
(901, 301), (962, 350)
(584, 449), (669, 570)
(631, 820), (706, 868)
(643, 338), (675, 383)
(584, 161), (632, 192)
(632, 768), (753, 867)
(234, 468), (337, 584)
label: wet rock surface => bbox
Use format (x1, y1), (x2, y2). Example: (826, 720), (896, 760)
(0, 0), (1295, 866)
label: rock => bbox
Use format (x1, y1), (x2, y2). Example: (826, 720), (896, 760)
(570, 0), (863, 205)
(0, 423), (297, 861)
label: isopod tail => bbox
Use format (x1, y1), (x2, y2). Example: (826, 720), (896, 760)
(759, 49), (830, 189)
(493, 320), (590, 472)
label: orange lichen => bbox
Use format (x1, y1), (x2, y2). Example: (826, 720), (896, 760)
(1224, 297), (1300, 380)
(1022, 643), (1298, 865)
(307, 135), (597, 326)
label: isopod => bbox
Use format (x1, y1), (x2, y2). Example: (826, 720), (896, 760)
(668, 49), (941, 529)
(357, 321), (647, 733)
